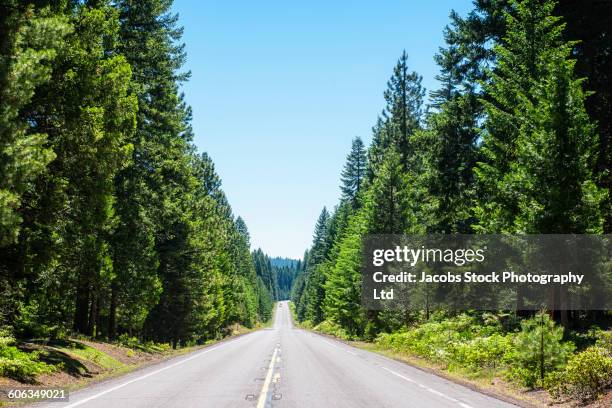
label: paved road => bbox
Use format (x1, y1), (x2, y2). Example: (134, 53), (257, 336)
(34, 302), (516, 408)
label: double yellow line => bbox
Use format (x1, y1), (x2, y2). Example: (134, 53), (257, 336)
(256, 347), (279, 408)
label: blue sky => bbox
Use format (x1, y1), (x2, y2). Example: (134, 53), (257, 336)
(172, 0), (473, 259)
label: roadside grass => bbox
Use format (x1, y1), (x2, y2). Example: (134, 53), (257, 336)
(288, 301), (299, 326)
(114, 334), (172, 354)
(49, 340), (124, 371)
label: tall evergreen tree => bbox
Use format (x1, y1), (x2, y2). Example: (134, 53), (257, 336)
(115, 0), (200, 345)
(421, 94), (480, 233)
(323, 207), (369, 336)
(308, 207), (330, 266)
(340, 137), (367, 206)
(299, 208), (330, 323)
(381, 51), (425, 170)
(10, 2), (138, 337)
(556, 0), (612, 232)
(0, 2), (70, 247)
(0, 1), (71, 329)
(475, 0), (604, 234)
(0, 0), (272, 345)
(367, 147), (413, 234)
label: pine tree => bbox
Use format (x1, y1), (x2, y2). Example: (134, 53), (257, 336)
(367, 117), (388, 182)
(473, 0), (605, 329)
(556, 0), (612, 232)
(308, 208), (330, 265)
(432, 1), (510, 96)
(367, 147), (413, 234)
(7, 2), (139, 337)
(0, 2), (70, 246)
(421, 94), (480, 233)
(235, 217), (251, 247)
(419, 0), (512, 233)
(474, 0), (604, 234)
(0, 2), (71, 331)
(116, 0), (201, 345)
(340, 137), (367, 206)
(300, 208), (330, 323)
(514, 312), (574, 386)
(381, 51), (425, 170)
(323, 207), (369, 336)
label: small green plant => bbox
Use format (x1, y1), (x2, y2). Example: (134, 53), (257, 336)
(505, 312), (574, 387)
(375, 314), (494, 365)
(0, 330), (55, 382)
(117, 333), (141, 349)
(452, 333), (514, 371)
(116, 333), (170, 353)
(594, 329), (612, 349)
(314, 320), (351, 340)
(300, 320), (314, 330)
(546, 345), (612, 402)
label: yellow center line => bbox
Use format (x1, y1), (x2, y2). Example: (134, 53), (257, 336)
(256, 347), (279, 408)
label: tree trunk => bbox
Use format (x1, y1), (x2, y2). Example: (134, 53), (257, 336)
(87, 292), (97, 337)
(95, 296), (101, 338)
(559, 286), (569, 331)
(74, 275), (90, 334)
(109, 281), (118, 340)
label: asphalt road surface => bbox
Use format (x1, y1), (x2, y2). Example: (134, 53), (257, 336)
(33, 301), (516, 408)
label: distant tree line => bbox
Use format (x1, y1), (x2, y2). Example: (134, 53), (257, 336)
(0, 0), (276, 347)
(253, 250), (300, 304)
(292, 0), (612, 337)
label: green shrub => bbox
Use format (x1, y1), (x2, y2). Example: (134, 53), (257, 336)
(594, 329), (612, 349)
(117, 333), (141, 349)
(546, 346), (612, 402)
(300, 320), (314, 330)
(0, 330), (55, 382)
(314, 320), (351, 340)
(375, 312), (578, 389)
(374, 314), (501, 365)
(116, 333), (170, 353)
(505, 313), (574, 387)
(451, 333), (514, 371)
(568, 327), (612, 351)
(12, 301), (68, 340)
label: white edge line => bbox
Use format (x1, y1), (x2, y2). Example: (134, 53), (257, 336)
(63, 336), (245, 408)
(317, 332), (479, 408)
(381, 366), (416, 383)
(320, 337), (358, 356)
(381, 366), (459, 403)
(426, 386), (458, 402)
(318, 335), (477, 408)
(322, 339), (341, 349)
